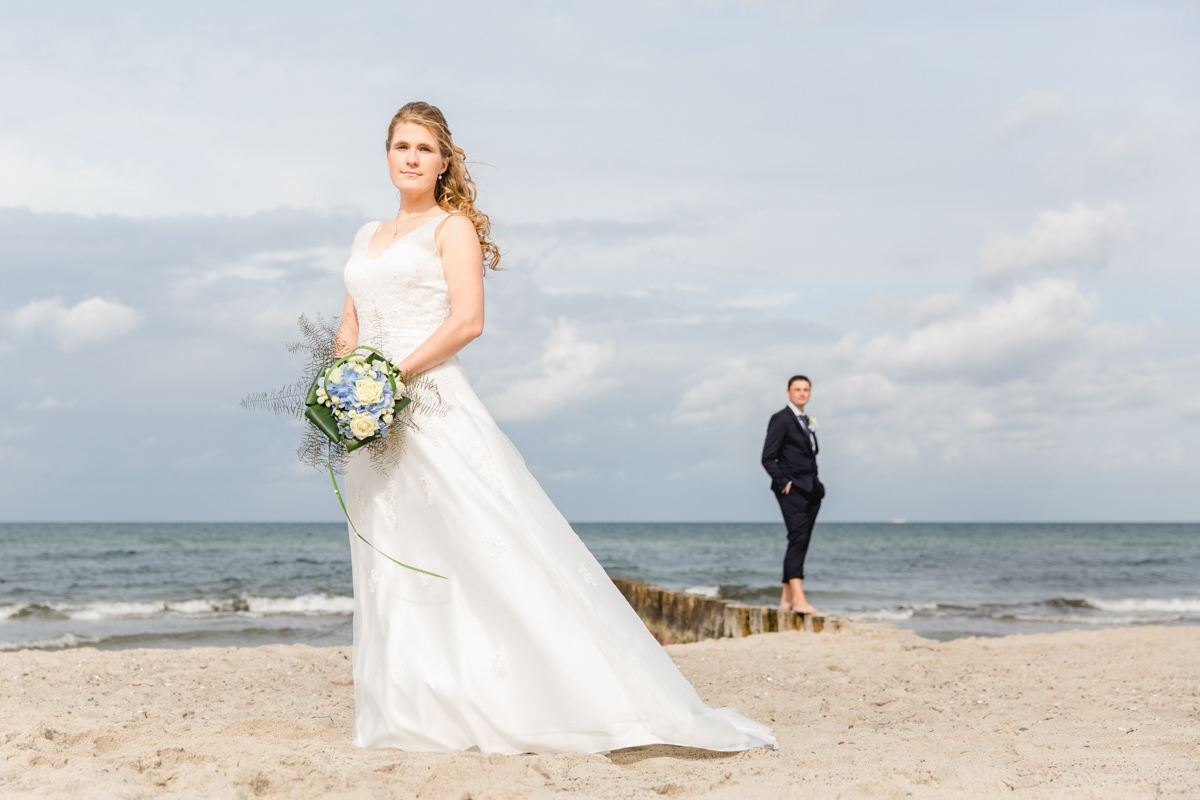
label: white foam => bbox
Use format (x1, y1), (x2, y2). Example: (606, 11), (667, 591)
(1012, 613), (1178, 626)
(843, 602), (937, 622)
(68, 601), (169, 621)
(684, 586), (721, 598)
(0, 594), (356, 623)
(0, 633), (99, 652)
(167, 598), (231, 615)
(1085, 597), (1200, 614)
(845, 608), (914, 621)
(245, 594), (355, 615)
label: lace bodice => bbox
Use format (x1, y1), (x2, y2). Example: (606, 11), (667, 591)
(343, 214), (451, 361)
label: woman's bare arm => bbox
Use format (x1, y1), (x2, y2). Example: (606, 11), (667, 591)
(391, 214), (485, 375)
(334, 292), (359, 357)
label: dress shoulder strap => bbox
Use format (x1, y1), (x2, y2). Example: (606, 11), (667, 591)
(421, 210), (453, 245)
(353, 221), (380, 254)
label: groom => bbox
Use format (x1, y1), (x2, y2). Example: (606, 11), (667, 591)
(761, 375), (824, 614)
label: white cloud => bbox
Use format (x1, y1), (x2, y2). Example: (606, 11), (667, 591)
(1, 425), (34, 439)
(15, 396), (78, 412)
(672, 359), (775, 426)
(816, 276), (1171, 470)
(863, 293), (965, 328)
(976, 202), (1135, 284)
(833, 279), (1099, 383)
(10, 296), (141, 350)
(201, 247), (349, 283)
(995, 91), (1065, 135)
(821, 372), (899, 415)
(904, 293), (964, 327)
(1073, 125), (1166, 178)
(725, 292), (800, 310)
(485, 319), (615, 421)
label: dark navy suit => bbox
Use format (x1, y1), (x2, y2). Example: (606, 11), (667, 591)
(761, 407), (824, 582)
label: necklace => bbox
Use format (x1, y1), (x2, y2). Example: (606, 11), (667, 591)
(392, 207), (437, 239)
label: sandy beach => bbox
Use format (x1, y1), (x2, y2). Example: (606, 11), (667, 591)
(2, 623), (1198, 799)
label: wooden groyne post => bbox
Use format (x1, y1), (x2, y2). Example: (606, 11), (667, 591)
(609, 576), (842, 644)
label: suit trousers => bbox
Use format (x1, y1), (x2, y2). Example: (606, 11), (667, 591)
(776, 488), (821, 582)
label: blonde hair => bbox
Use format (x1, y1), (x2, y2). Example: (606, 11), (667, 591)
(386, 102), (501, 271)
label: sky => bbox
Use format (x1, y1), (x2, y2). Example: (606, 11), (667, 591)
(2, 0), (1199, 522)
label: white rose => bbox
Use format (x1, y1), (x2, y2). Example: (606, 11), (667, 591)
(382, 413), (393, 424)
(328, 366), (344, 384)
(394, 380), (406, 396)
(348, 412), (379, 440)
(353, 379), (384, 405)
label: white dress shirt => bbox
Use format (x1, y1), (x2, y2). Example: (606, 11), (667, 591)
(788, 401), (815, 450)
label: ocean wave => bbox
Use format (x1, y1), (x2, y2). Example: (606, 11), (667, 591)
(845, 608), (914, 621)
(0, 594), (354, 623)
(247, 595), (355, 615)
(684, 586), (721, 598)
(0, 603), (69, 621)
(844, 602), (938, 622)
(1082, 597), (1200, 614)
(0, 632), (100, 652)
(840, 597), (1200, 625)
(1007, 613), (1179, 626)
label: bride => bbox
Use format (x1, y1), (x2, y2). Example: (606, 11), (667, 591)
(335, 101), (776, 755)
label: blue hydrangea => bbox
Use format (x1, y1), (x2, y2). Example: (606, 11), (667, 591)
(322, 358), (397, 441)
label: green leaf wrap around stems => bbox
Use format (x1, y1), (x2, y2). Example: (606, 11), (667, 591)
(304, 404), (340, 442)
(328, 460), (447, 580)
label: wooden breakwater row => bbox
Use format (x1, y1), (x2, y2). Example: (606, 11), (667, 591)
(609, 576), (843, 644)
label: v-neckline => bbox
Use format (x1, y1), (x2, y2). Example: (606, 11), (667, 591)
(367, 214), (446, 260)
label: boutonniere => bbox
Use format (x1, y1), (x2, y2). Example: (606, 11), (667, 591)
(805, 415), (817, 431)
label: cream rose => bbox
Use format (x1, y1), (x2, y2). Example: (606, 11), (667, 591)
(348, 412), (379, 440)
(353, 379), (384, 405)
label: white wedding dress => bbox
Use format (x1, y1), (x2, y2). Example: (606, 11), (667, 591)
(342, 213), (776, 754)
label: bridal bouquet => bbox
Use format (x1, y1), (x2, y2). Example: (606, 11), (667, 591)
(306, 347), (408, 452)
(243, 314), (447, 579)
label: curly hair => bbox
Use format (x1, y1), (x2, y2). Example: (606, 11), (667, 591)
(386, 102), (501, 271)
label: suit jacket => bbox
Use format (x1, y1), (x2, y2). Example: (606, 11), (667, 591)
(761, 408), (823, 498)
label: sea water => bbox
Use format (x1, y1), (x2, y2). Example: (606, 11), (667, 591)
(1, 522), (1197, 650)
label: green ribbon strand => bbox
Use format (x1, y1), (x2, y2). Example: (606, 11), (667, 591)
(327, 461), (448, 580)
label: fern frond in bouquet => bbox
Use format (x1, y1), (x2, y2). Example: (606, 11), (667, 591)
(242, 313), (446, 579)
